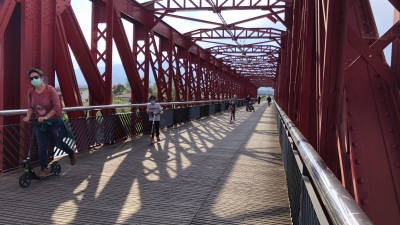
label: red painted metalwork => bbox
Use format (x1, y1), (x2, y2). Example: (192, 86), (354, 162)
(149, 0), (287, 11)
(276, 0), (400, 224)
(187, 27), (284, 41)
(1, 0), (266, 170)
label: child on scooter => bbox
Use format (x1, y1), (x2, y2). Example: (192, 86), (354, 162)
(146, 96), (163, 143)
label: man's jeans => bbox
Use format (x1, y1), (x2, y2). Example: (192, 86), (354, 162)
(34, 118), (74, 170)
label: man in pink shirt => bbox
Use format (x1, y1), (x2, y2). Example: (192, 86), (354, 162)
(23, 68), (77, 177)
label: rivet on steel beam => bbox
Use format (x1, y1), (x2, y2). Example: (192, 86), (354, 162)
(360, 199), (368, 205)
(368, 54), (372, 58)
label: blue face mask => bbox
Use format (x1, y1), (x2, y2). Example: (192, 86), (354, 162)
(31, 78), (41, 87)
(150, 100), (155, 105)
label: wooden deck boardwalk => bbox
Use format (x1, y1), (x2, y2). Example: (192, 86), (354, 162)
(0, 102), (291, 225)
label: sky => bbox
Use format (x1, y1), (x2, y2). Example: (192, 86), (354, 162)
(64, 0), (396, 88)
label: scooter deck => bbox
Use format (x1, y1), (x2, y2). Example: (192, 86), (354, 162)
(28, 171), (58, 180)
(37, 173), (58, 180)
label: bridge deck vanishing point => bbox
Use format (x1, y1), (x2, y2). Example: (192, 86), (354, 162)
(0, 102), (291, 225)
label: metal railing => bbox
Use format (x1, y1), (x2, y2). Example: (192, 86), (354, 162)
(0, 99), (237, 116)
(0, 99), (246, 171)
(275, 103), (373, 225)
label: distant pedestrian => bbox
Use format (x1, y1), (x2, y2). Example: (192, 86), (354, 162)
(229, 95), (237, 123)
(257, 96), (261, 104)
(267, 96), (272, 106)
(245, 95), (251, 112)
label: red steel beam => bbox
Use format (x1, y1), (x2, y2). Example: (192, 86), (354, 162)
(112, 12), (146, 102)
(189, 27), (283, 40)
(276, 0), (400, 224)
(0, 0), (16, 42)
(60, 6), (106, 103)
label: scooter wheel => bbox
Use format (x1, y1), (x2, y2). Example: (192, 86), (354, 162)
(19, 173), (31, 188)
(51, 162), (61, 176)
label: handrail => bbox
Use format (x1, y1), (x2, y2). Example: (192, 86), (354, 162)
(275, 103), (373, 225)
(0, 99), (247, 117)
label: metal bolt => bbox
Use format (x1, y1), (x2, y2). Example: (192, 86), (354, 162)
(368, 54), (372, 58)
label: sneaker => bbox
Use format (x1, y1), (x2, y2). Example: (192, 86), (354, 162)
(70, 154), (77, 166)
(39, 168), (49, 177)
(156, 136), (161, 141)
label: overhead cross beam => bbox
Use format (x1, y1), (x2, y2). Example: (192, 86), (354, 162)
(208, 45), (281, 54)
(149, 0), (288, 11)
(188, 27), (284, 41)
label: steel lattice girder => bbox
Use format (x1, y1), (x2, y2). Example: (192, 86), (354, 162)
(188, 27), (284, 41)
(246, 76), (275, 87)
(226, 62), (278, 68)
(221, 55), (279, 61)
(208, 44), (281, 54)
(145, 0), (286, 89)
(275, 0), (400, 224)
(149, 0), (288, 11)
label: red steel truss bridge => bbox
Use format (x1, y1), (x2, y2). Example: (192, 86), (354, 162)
(0, 0), (400, 225)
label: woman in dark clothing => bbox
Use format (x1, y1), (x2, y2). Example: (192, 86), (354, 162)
(267, 96), (272, 106)
(23, 68), (76, 177)
(245, 95), (251, 111)
(229, 95), (237, 122)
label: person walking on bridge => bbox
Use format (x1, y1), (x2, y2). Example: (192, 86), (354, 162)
(229, 95), (237, 123)
(267, 96), (272, 107)
(257, 96), (261, 104)
(23, 68), (76, 177)
(245, 95), (254, 112)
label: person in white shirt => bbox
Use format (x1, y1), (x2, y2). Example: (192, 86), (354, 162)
(146, 95), (163, 142)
